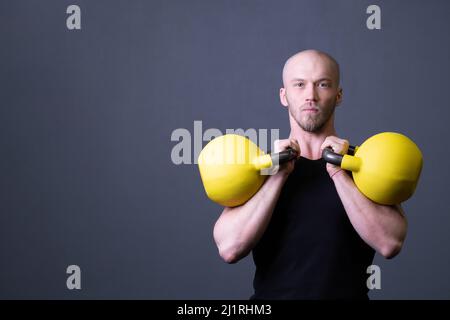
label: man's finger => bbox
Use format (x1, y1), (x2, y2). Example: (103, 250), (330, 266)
(290, 139), (301, 158)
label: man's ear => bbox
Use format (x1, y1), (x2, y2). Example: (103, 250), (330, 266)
(335, 87), (343, 106)
(279, 88), (289, 107)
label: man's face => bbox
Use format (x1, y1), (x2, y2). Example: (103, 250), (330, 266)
(280, 53), (342, 133)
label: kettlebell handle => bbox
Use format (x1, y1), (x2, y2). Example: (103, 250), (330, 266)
(271, 147), (298, 165)
(322, 145), (357, 166)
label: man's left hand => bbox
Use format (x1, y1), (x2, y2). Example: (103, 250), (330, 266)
(320, 136), (349, 177)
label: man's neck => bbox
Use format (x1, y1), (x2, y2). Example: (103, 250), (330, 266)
(288, 116), (337, 160)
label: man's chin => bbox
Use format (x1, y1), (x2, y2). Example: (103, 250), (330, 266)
(290, 110), (326, 132)
(299, 120), (324, 133)
(299, 124), (317, 132)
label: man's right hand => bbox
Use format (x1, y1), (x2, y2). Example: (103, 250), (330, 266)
(273, 138), (301, 176)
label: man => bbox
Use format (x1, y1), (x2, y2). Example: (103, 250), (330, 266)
(212, 49), (407, 299)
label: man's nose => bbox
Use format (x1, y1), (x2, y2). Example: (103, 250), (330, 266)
(305, 84), (318, 102)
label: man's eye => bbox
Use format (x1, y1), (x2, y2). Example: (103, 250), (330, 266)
(295, 83), (304, 88)
(318, 82), (330, 88)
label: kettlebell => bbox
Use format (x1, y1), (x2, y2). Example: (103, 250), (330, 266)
(197, 134), (297, 207)
(322, 132), (423, 205)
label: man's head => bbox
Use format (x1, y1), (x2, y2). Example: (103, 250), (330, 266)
(280, 50), (342, 133)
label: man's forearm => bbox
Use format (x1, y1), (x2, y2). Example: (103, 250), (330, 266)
(213, 172), (289, 263)
(331, 170), (408, 258)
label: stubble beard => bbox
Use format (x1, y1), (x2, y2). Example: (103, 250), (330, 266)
(289, 102), (336, 133)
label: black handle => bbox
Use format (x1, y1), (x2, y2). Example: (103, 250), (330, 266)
(270, 147), (298, 165)
(347, 145), (356, 156)
(322, 145), (357, 167)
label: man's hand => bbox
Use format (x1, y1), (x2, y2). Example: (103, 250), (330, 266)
(273, 138), (301, 176)
(320, 136), (349, 177)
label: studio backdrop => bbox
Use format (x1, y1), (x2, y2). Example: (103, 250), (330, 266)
(1, 0), (449, 299)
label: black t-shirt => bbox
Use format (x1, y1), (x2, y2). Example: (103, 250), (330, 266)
(251, 157), (375, 300)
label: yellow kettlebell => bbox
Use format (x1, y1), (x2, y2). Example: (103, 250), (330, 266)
(197, 134), (297, 207)
(322, 132), (423, 205)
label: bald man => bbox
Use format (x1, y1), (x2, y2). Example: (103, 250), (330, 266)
(213, 50), (407, 300)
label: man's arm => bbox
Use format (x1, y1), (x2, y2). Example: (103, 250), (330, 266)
(321, 136), (408, 259)
(331, 170), (407, 259)
(213, 173), (288, 263)
(213, 138), (300, 264)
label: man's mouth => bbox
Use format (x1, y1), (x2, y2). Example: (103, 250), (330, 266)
(302, 108), (319, 113)
(301, 103), (320, 113)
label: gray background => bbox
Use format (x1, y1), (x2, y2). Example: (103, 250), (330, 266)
(0, 0), (449, 299)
